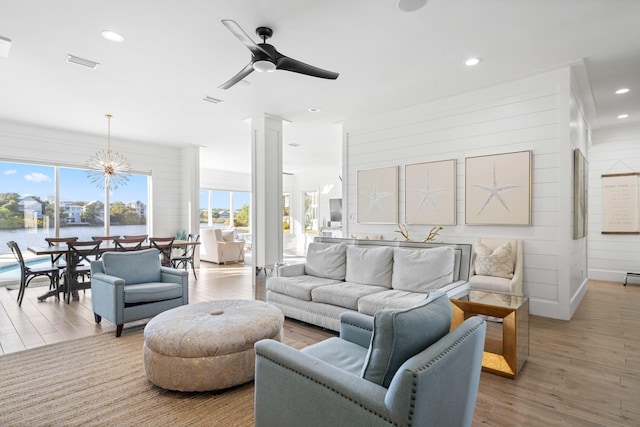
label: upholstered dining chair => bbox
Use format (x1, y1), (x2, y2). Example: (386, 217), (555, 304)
(171, 233), (199, 280)
(7, 241), (59, 307)
(65, 240), (102, 303)
(150, 237), (175, 267)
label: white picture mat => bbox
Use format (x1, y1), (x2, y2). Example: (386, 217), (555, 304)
(357, 166), (398, 224)
(465, 151), (532, 225)
(405, 159), (456, 225)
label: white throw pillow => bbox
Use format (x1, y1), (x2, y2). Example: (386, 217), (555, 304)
(345, 246), (394, 288)
(221, 230), (235, 242)
(391, 247), (454, 292)
(474, 241), (514, 278)
(305, 242), (347, 280)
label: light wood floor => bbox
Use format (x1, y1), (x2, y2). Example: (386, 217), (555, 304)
(1, 266), (638, 426)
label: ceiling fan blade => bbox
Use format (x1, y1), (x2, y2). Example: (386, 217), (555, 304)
(221, 19), (269, 57)
(276, 55), (339, 80)
(218, 62), (254, 90)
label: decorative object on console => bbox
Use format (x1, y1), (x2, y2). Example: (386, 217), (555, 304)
(357, 166), (398, 224)
(86, 114), (131, 191)
(395, 223), (411, 241)
(424, 225), (442, 241)
(405, 159), (456, 225)
(465, 151), (531, 226)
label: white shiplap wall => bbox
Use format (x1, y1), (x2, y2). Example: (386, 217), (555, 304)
(0, 119), (196, 237)
(589, 123), (640, 282)
(343, 68), (587, 319)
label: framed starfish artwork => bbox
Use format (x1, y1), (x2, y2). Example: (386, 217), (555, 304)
(357, 166), (398, 224)
(465, 151), (532, 225)
(405, 159), (456, 225)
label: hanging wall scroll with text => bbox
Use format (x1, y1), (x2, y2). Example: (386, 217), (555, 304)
(601, 172), (640, 234)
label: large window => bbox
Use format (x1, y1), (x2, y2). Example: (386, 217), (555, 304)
(0, 160), (149, 255)
(199, 189), (250, 236)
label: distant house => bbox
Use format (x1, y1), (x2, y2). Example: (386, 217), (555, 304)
(18, 196), (43, 219)
(59, 200), (83, 223)
(127, 200), (146, 218)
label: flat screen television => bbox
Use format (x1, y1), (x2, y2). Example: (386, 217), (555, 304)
(329, 198), (342, 222)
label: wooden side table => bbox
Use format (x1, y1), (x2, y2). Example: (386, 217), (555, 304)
(450, 290), (529, 378)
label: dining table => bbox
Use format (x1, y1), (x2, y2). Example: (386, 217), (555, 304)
(28, 240), (200, 302)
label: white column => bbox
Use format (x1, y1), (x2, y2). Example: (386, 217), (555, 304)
(251, 115), (283, 272)
(229, 192), (235, 228)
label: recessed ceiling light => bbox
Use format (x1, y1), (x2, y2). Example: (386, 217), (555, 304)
(618, 114), (629, 119)
(308, 107), (320, 113)
(615, 88), (630, 94)
(397, 0), (428, 12)
(66, 54), (99, 69)
(101, 30), (124, 42)
(202, 95), (223, 104)
(465, 57), (482, 66)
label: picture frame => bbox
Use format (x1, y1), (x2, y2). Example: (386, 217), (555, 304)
(405, 159), (456, 225)
(573, 149), (588, 239)
(601, 172), (640, 235)
(465, 150), (532, 226)
(357, 166), (398, 224)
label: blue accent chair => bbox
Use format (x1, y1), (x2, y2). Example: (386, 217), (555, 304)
(254, 292), (486, 427)
(90, 248), (189, 337)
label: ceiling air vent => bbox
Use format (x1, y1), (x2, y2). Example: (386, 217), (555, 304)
(66, 54), (99, 69)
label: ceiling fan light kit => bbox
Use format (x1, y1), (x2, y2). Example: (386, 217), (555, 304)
(0, 35), (12, 58)
(218, 20), (339, 89)
(397, 0), (427, 12)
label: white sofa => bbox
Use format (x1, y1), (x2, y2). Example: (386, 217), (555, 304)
(199, 228), (245, 264)
(266, 237), (472, 331)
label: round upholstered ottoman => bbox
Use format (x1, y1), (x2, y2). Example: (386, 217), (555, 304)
(143, 300), (284, 392)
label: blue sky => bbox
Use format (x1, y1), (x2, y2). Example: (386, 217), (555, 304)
(1, 161), (147, 203)
(1, 161), (250, 209)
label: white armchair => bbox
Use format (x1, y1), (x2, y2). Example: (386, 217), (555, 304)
(200, 228), (245, 264)
(469, 238), (523, 296)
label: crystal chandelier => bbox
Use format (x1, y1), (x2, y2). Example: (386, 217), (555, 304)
(86, 114), (130, 190)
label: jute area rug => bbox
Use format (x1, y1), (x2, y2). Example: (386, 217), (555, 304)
(0, 327), (306, 427)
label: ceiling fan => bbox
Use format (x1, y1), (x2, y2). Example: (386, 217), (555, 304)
(218, 20), (339, 90)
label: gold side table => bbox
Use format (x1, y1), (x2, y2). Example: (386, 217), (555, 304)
(450, 290), (529, 379)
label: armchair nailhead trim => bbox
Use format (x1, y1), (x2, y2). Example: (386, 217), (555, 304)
(340, 320), (372, 333)
(258, 353), (399, 426)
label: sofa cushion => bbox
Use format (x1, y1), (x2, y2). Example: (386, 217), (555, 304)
(345, 246), (394, 287)
(301, 337), (369, 377)
(475, 241), (514, 278)
(357, 289), (431, 316)
(311, 282), (388, 310)
(101, 249), (161, 285)
(391, 247), (454, 292)
(267, 275), (341, 301)
(361, 292), (452, 388)
(124, 282), (184, 303)
(305, 242), (347, 280)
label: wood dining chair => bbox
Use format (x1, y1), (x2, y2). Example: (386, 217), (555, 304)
(114, 236), (146, 251)
(149, 237), (175, 267)
(171, 233), (200, 280)
(7, 241), (59, 307)
(65, 240), (102, 303)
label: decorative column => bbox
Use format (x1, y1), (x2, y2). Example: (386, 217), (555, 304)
(251, 114), (283, 276)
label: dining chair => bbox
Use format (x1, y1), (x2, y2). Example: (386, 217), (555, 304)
(44, 237), (79, 267)
(91, 235), (120, 243)
(7, 241), (59, 307)
(124, 234), (148, 243)
(114, 236), (146, 251)
(149, 237), (175, 267)
(65, 240), (102, 303)
(171, 233), (200, 280)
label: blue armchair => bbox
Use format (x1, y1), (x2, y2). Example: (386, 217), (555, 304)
(254, 292), (486, 427)
(90, 248), (189, 337)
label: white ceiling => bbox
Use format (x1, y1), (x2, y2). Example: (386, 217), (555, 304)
(1, 0), (639, 175)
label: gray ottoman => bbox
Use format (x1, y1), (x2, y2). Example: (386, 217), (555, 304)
(143, 300), (284, 391)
